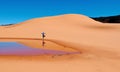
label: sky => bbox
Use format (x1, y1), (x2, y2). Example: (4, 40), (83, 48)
(0, 0), (120, 24)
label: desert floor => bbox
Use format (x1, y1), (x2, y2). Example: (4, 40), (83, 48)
(0, 39), (120, 72)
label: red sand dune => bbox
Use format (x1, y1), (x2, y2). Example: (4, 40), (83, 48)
(0, 14), (120, 72)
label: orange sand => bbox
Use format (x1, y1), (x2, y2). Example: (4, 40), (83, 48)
(0, 14), (120, 72)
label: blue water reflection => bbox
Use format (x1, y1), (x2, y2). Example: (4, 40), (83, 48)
(0, 42), (78, 55)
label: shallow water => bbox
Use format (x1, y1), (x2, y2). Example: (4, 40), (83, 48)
(0, 42), (79, 55)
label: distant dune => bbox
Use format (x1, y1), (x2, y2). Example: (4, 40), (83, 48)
(92, 15), (120, 23)
(0, 14), (120, 72)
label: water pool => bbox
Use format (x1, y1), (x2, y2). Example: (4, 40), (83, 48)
(0, 42), (78, 56)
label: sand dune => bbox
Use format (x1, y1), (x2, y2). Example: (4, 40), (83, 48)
(0, 14), (120, 72)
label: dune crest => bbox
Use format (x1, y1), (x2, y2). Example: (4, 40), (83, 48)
(1, 14), (101, 28)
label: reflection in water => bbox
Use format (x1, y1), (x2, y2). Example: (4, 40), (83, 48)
(0, 42), (79, 56)
(42, 41), (46, 48)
